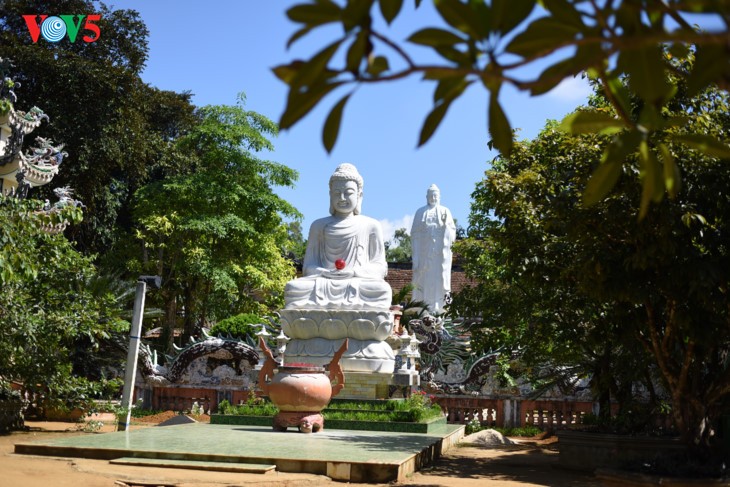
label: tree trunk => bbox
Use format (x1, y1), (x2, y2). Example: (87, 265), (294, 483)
(591, 350), (613, 420)
(182, 284), (197, 344)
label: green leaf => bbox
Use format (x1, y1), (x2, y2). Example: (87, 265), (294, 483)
(418, 100), (451, 147)
(287, 2), (342, 25)
(617, 46), (672, 104)
(342, 0), (374, 31)
(583, 159), (623, 207)
(687, 45), (730, 97)
(530, 43), (601, 96)
(280, 81), (344, 129)
(541, 0), (583, 27)
(367, 55), (390, 76)
(408, 28), (466, 47)
(434, 0), (488, 38)
(658, 143), (681, 199)
(492, 0), (535, 34)
(506, 17), (580, 58)
(433, 76), (468, 102)
(673, 134), (730, 159)
(663, 116), (690, 129)
(638, 141), (664, 219)
(603, 74), (633, 121)
(346, 31), (368, 73)
(290, 40), (342, 90)
(322, 93), (351, 153)
(271, 62), (304, 85)
(287, 26), (313, 49)
(583, 129), (642, 206)
(434, 45), (471, 65)
(379, 0), (403, 24)
(488, 91), (512, 157)
(639, 105), (667, 133)
(560, 111), (626, 135)
(668, 43), (691, 60)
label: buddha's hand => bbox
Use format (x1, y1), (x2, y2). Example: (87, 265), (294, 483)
(323, 269), (355, 279)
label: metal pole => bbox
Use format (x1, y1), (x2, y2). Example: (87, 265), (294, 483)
(120, 281), (146, 431)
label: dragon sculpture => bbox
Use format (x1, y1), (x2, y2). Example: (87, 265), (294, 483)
(138, 331), (259, 385)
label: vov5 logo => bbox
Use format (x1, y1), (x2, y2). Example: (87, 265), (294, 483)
(23, 15), (101, 43)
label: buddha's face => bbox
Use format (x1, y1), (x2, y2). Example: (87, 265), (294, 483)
(330, 179), (360, 216)
(427, 188), (440, 206)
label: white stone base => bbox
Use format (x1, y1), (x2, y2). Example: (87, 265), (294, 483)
(285, 338), (395, 373)
(280, 308), (393, 341)
(336, 372), (394, 400)
(280, 307), (396, 373)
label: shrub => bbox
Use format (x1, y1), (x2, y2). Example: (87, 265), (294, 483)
(209, 313), (262, 340)
(495, 426), (543, 437)
(466, 417), (483, 435)
(217, 391), (278, 417)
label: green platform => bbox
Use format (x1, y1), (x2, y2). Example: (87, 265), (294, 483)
(15, 422), (465, 483)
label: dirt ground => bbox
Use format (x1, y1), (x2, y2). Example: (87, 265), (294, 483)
(1, 419), (600, 487)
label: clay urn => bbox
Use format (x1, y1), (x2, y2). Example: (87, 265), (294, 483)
(258, 337), (347, 433)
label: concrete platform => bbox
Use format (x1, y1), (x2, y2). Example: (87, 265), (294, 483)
(14, 422), (465, 483)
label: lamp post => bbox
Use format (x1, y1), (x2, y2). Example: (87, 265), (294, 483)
(119, 275), (160, 431)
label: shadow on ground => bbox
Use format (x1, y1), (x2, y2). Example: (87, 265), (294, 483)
(405, 445), (600, 487)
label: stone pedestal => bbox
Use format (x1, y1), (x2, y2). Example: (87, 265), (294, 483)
(280, 309), (395, 374)
(335, 372), (393, 400)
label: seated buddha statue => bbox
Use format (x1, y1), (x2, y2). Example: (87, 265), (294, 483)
(284, 163), (392, 309)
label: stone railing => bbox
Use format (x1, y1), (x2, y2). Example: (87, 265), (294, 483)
(434, 395), (598, 429)
(139, 386), (601, 427)
(136, 385), (248, 413)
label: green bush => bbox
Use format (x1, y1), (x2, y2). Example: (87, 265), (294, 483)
(217, 398), (279, 417)
(209, 313), (262, 340)
(216, 394), (444, 424)
(130, 408), (166, 418)
(495, 426), (543, 437)
(326, 394), (443, 423)
(465, 417), (483, 435)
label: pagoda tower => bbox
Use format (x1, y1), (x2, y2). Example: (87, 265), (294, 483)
(0, 58), (64, 198)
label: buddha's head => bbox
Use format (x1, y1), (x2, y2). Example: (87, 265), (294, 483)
(427, 184), (440, 206)
(329, 163), (363, 216)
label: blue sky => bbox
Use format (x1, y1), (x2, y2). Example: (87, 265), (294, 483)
(110, 0), (592, 242)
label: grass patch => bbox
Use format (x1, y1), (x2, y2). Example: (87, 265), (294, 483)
(217, 398), (278, 417)
(495, 426), (543, 437)
(215, 394), (444, 424)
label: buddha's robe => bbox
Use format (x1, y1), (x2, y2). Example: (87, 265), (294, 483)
(284, 214), (392, 309)
(411, 203), (455, 312)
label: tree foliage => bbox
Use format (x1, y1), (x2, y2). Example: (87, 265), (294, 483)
(451, 75), (730, 454)
(385, 227), (412, 262)
(130, 97), (300, 350)
(0, 197), (128, 408)
(275, 0), (730, 213)
(0, 0), (197, 253)
(208, 313), (263, 341)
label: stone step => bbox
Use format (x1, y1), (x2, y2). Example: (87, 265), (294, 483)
(109, 457), (276, 474)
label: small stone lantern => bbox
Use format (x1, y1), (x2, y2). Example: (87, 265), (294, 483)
(254, 324), (272, 370)
(407, 334), (422, 372)
(275, 329), (290, 365)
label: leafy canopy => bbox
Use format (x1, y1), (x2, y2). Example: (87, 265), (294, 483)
(0, 197), (128, 407)
(131, 96), (300, 336)
(0, 0), (197, 252)
(275, 0), (730, 215)
(451, 74), (730, 452)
